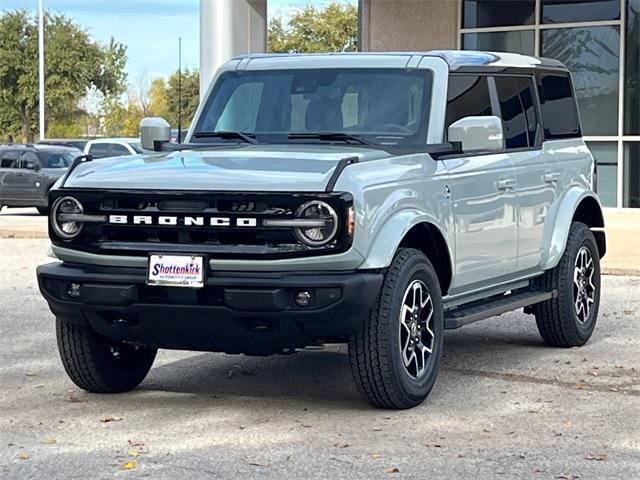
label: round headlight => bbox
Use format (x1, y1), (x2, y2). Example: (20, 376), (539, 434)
(294, 201), (339, 247)
(51, 196), (84, 239)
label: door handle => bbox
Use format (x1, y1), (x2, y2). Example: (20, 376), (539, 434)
(544, 172), (561, 183)
(497, 178), (517, 190)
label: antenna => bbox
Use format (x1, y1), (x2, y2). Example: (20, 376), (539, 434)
(177, 37), (182, 144)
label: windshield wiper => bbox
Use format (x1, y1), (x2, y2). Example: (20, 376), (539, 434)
(288, 132), (373, 146)
(192, 131), (258, 144)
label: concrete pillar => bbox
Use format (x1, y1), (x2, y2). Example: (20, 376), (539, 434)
(359, 0), (459, 52)
(199, 0), (267, 98)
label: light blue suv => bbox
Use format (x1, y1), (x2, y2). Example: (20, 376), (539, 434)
(38, 51), (605, 409)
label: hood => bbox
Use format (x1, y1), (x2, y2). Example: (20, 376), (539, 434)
(63, 145), (390, 192)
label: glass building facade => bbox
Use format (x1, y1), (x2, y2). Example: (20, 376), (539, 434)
(460, 0), (640, 208)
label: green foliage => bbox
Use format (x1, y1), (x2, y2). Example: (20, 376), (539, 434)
(165, 68), (199, 129)
(0, 10), (128, 142)
(268, 2), (358, 53)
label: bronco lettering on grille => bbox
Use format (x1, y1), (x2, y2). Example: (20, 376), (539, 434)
(108, 215), (258, 227)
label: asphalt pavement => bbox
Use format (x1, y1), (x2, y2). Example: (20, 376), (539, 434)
(0, 238), (638, 479)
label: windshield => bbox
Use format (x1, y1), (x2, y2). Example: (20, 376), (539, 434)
(40, 152), (75, 168)
(193, 68), (433, 147)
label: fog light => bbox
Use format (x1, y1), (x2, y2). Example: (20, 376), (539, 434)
(295, 290), (312, 307)
(66, 283), (81, 298)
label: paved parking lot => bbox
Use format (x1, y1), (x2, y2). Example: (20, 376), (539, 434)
(0, 237), (639, 479)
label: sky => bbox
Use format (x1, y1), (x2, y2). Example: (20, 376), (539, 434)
(1, 0), (356, 83)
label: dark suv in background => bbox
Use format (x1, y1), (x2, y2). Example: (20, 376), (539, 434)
(0, 144), (81, 215)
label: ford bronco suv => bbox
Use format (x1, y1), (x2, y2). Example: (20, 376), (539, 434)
(37, 51), (605, 409)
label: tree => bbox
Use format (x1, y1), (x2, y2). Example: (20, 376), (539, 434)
(0, 10), (128, 142)
(148, 78), (169, 119)
(268, 2), (358, 53)
(165, 68), (199, 129)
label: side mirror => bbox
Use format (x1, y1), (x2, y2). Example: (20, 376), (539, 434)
(140, 117), (171, 151)
(448, 115), (504, 153)
(25, 161), (41, 171)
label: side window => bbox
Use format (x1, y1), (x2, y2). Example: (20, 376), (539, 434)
(89, 143), (110, 158)
(537, 72), (581, 139)
(110, 144), (131, 156)
(0, 151), (20, 168)
(494, 76), (540, 149)
(445, 75), (493, 134)
(20, 151), (40, 168)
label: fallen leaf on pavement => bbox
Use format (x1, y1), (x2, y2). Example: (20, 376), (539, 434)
(100, 416), (123, 423)
(384, 467), (400, 474)
(121, 460), (136, 470)
(43, 436), (56, 445)
(372, 454), (381, 459)
(18, 453), (29, 460)
(24, 372), (38, 377)
(584, 453), (608, 461)
(128, 449), (139, 458)
(67, 394), (86, 403)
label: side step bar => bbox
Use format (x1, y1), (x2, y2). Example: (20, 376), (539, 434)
(444, 290), (556, 330)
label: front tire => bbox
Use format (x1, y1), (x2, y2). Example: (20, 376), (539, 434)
(533, 222), (601, 347)
(349, 248), (444, 409)
(56, 319), (157, 393)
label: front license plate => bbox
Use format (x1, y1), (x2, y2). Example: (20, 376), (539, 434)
(147, 254), (205, 288)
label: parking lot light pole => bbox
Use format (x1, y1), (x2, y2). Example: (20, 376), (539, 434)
(38, 0), (45, 141)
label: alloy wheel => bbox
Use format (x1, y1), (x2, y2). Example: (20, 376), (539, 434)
(399, 279), (435, 378)
(573, 246), (596, 323)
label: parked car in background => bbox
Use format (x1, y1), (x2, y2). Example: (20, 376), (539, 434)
(83, 138), (144, 159)
(0, 144), (81, 215)
(38, 138), (90, 151)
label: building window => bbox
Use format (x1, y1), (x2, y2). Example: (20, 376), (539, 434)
(462, 31), (535, 56)
(541, 0), (620, 24)
(624, 142), (640, 207)
(625, 0), (640, 135)
(587, 142), (618, 207)
(463, 0), (535, 28)
(541, 25), (620, 136)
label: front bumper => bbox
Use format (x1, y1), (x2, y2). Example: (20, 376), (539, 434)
(37, 262), (383, 355)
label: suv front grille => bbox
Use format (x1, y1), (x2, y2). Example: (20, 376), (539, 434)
(50, 190), (353, 260)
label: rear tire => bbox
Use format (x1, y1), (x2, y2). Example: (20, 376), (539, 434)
(36, 207), (48, 215)
(533, 222), (601, 347)
(56, 319), (157, 393)
(348, 248), (444, 409)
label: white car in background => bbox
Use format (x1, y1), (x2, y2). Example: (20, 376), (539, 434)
(83, 138), (144, 159)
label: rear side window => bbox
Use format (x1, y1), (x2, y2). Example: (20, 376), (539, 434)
(494, 76), (540, 149)
(89, 143), (110, 158)
(537, 72), (581, 139)
(445, 75), (493, 132)
(0, 151), (20, 168)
